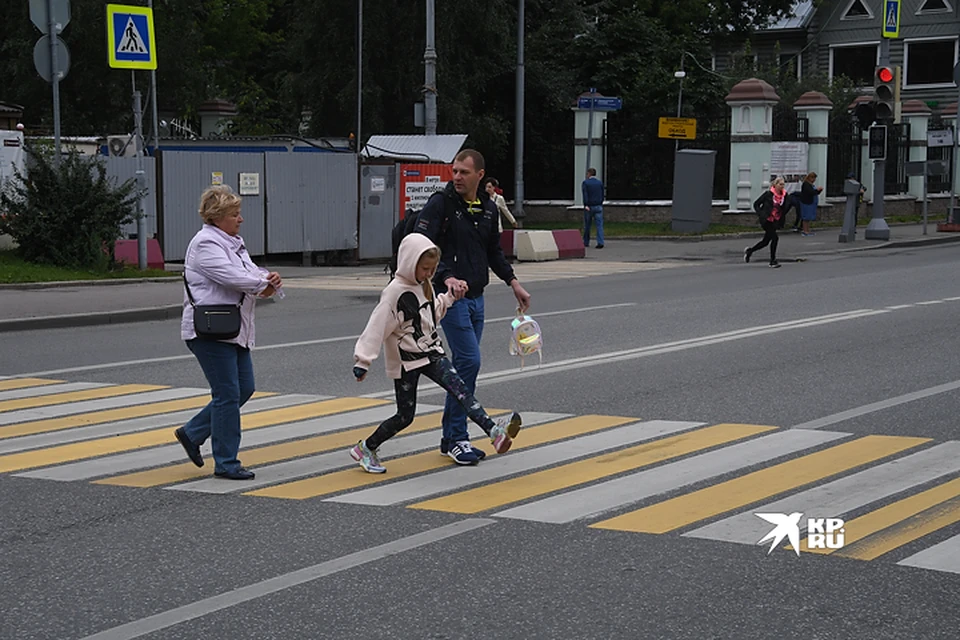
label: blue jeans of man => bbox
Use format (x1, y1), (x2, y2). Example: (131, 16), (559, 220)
(182, 339), (255, 473)
(583, 206), (604, 247)
(439, 296), (485, 445)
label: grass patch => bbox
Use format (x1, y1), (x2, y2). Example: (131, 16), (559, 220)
(0, 250), (176, 284)
(522, 221), (753, 237)
(524, 214), (944, 237)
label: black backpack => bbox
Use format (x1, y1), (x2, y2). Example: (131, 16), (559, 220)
(386, 194), (454, 280)
(387, 208), (422, 279)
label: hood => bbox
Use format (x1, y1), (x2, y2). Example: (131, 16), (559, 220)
(396, 232), (440, 284)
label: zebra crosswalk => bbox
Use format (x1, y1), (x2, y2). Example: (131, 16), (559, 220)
(2, 377), (960, 577)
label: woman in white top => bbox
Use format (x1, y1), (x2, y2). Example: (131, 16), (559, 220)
(175, 185), (282, 480)
(484, 178), (517, 232)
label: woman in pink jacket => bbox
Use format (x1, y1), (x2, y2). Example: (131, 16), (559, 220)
(350, 233), (521, 473)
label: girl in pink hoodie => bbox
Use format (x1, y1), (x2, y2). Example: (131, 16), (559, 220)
(350, 233), (521, 473)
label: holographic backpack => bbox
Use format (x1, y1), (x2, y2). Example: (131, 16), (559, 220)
(509, 311), (543, 370)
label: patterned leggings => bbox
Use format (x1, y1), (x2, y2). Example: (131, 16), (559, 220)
(365, 356), (496, 450)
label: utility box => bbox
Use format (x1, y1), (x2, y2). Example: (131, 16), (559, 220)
(671, 149), (716, 233)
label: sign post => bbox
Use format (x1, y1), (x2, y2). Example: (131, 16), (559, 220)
(30, 0), (71, 164)
(952, 62), (960, 222)
(107, 4), (157, 269)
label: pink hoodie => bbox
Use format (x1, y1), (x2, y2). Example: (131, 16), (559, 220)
(354, 233), (455, 379)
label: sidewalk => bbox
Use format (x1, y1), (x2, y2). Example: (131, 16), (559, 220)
(1, 223), (956, 332)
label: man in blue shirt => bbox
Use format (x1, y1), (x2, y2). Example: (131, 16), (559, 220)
(581, 168), (605, 249)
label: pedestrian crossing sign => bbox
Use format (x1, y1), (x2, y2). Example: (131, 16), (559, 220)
(106, 4), (157, 69)
(882, 0), (901, 38)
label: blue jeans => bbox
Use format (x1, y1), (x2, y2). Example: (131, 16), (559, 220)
(439, 296), (485, 445)
(583, 206), (604, 247)
(183, 339), (256, 473)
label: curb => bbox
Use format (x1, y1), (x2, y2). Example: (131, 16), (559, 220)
(0, 277), (180, 291)
(0, 305), (183, 333)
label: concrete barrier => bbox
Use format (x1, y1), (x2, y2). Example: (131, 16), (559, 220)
(552, 229), (585, 259)
(500, 229), (516, 259)
(114, 239), (165, 270)
(515, 230), (559, 262)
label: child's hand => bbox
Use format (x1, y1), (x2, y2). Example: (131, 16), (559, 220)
(353, 366), (367, 382)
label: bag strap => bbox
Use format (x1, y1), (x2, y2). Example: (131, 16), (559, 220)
(183, 272), (245, 308)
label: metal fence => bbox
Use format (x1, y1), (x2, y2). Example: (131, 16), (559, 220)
(927, 118), (954, 194)
(885, 123), (911, 195)
(604, 110), (731, 201)
(827, 115), (862, 197)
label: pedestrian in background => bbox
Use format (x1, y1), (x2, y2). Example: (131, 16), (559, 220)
(175, 185), (282, 480)
(484, 178), (517, 232)
(350, 233), (522, 473)
(582, 168), (605, 249)
(799, 172), (823, 236)
(745, 177), (794, 269)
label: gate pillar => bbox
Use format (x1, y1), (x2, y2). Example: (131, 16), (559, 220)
(725, 79), (780, 212)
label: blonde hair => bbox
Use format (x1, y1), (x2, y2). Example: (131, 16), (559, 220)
(418, 247), (441, 301)
(772, 177), (786, 188)
(198, 185), (242, 225)
(804, 172), (817, 183)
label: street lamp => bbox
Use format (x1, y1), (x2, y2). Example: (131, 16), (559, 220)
(674, 61), (686, 151)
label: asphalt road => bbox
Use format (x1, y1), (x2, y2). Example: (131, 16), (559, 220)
(2, 243), (960, 639)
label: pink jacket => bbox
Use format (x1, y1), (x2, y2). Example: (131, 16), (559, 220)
(354, 233), (455, 378)
(180, 224), (270, 347)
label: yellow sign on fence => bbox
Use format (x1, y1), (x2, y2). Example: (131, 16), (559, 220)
(658, 117), (697, 140)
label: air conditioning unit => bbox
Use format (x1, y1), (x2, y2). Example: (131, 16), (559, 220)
(106, 135), (135, 158)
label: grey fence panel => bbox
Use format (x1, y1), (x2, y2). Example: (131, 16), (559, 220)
(265, 153), (358, 253)
(358, 164), (397, 259)
(161, 151), (266, 261)
(104, 156), (157, 240)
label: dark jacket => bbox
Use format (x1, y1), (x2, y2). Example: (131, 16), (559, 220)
(799, 181), (818, 205)
(415, 182), (516, 298)
(582, 177), (604, 207)
(754, 189), (794, 228)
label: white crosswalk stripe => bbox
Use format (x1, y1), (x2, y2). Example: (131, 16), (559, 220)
(1, 377), (959, 577)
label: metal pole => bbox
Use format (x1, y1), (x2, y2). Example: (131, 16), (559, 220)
(922, 159), (928, 235)
(132, 71), (147, 270)
(951, 79), (959, 222)
(424, 0), (437, 136)
(513, 0), (524, 225)
(357, 0), (362, 151)
(866, 38), (891, 240)
(586, 87), (595, 173)
(47, 0), (61, 165)
(675, 53), (684, 152)
(148, 0), (160, 151)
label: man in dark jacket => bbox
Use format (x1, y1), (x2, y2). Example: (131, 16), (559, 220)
(581, 168), (605, 248)
(416, 149), (532, 465)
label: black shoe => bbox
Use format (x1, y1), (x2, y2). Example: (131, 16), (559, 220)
(214, 467), (255, 480)
(440, 438), (485, 459)
(596, 244), (604, 249)
(769, 261), (781, 268)
(743, 247), (752, 264)
(174, 427), (204, 468)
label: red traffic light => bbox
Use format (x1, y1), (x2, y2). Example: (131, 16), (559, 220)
(877, 67), (894, 83)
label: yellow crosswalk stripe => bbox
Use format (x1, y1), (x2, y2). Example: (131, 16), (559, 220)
(95, 410), (450, 488)
(590, 435), (929, 534)
(0, 384), (166, 413)
(800, 477), (960, 556)
(0, 397), (384, 474)
(247, 414), (636, 500)
(0, 378), (64, 392)
(411, 423), (776, 514)
(802, 480), (960, 560)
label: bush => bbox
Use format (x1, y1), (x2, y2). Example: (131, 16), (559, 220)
(0, 144), (142, 270)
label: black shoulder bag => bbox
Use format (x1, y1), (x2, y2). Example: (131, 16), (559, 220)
(183, 273), (244, 340)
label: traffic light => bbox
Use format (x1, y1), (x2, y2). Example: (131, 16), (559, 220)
(873, 66), (895, 121)
(854, 102), (876, 128)
(868, 125), (887, 161)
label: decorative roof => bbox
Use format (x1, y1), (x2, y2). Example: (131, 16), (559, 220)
(197, 99), (238, 115)
(847, 95), (873, 110)
(362, 134), (467, 163)
(725, 78), (780, 103)
(901, 100), (932, 115)
(0, 101), (24, 116)
(793, 91), (833, 108)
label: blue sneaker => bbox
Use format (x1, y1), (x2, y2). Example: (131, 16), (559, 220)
(447, 441), (480, 465)
(440, 438), (485, 460)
